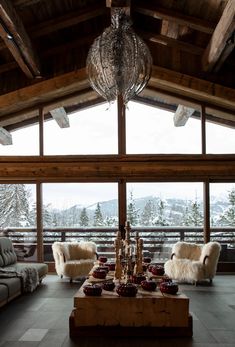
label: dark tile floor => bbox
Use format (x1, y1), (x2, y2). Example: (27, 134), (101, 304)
(0, 274), (235, 347)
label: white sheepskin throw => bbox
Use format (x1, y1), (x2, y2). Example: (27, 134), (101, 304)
(165, 258), (205, 282)
(67, 241), (97, 261)
(165, 241), (221, 283)
(63, 259), (94, 278)
(52, 241), (97, 279)
(200, 241), (221, 279)
(172, 241), (202, 261)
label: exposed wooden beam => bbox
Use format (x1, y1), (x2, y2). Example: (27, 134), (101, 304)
(137, 93), (235, 128)
(0, 60), (18, 73)
(0, 0), (40, 78)
(106, 0), (130, 15)
(149, 65), (235, 113)
(0, 89), (101, 128)
(0, 66), (234, 127)
(42, 34), (98, 58)
(202, 0), (235, 72)
(134, 5), (215, 34)
(13, 0), (44, 8)
(50, 107), (70, 128)
(174, 105), (195, 127)
(142, 86), (235, 130)
(139, 30), (204, 55)
(4, 97), (104, 132)
(1, 155), (235, 181)
(106, 0), (130, 7)
(0, 126), (12, 145)
(29, 5), (107, 39)
(0, 68), (89, 118)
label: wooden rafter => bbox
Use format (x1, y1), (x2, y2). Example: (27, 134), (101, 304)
(0, 60), (18, 73)
(0, 126), (12, 145)
(0, 68), (89, 118)
(173, 105), (195, 127)
(140, 86), (235, 128)
(202, 0), (235, 72)
(0, 0), (40, 78)
(50, 107), (70, 128)
(13, 0), (44, 8)
(0, 66), (234, 130)
(106, 0), (130, 7)
(29, 5), (106, 39)
(134, 5), (215, 34)
(139, 31), (204, 55)
(149, 65), (235, 113)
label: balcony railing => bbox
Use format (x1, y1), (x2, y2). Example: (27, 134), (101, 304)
(1, 226), (235, 263)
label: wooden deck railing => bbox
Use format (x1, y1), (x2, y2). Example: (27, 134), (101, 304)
(2, 226), (235, 263)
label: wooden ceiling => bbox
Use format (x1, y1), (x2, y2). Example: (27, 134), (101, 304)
(0, 0), (234, 133)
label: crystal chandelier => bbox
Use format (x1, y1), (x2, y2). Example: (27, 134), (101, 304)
(86, 8), (152, 105)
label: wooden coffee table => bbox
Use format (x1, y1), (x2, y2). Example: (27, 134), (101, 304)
(69, 277), (192, 338)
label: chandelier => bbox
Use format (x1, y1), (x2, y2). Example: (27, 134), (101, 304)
(86, 8), (152, 105)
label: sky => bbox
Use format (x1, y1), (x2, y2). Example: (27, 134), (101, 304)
(1, 101), (235, 209)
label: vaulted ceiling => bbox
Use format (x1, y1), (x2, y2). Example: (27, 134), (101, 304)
(0, 0), (234, 133)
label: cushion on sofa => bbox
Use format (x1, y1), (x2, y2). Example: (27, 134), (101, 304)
(0, 237), (17, 266)
(0, 277), (22, 299)
(12, 262), (48, 280)
(0, 253), (4, 267)
(0, 284), (8, 307)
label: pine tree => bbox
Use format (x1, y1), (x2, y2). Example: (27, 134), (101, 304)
(141, 199), (155, 226)
(28, 203), (53, 227)
(127, 191), (139, 226)
(219, 188), (235, 226)
(188, 200), (203, 226)
(93, 203), (103, 227)
(0, 184), (30, 227)
(80, 208), (89, 226)
(182, 206), (191, 226)
(154, 199), (168, 226)
(104, 216), (116, 226)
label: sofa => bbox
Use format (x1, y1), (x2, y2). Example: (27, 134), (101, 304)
(0, 237), (48, 308)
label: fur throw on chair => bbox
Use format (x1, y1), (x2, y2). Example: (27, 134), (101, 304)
(52, 241), (97, 281)
(164, 241), (221, 284)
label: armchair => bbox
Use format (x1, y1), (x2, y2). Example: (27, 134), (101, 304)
(52, 241), (97, 282)
(164, 241), (221, 285)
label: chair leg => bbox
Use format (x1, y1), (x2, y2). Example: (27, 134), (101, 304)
(209, 279), (213, 285)
(60, 275), (63, 279)
(70, 278), (73, 283)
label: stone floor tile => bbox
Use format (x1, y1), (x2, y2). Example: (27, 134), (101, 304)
(19, 329), (48, 342)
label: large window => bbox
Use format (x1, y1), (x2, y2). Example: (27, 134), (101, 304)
(210, 183), (235, 263)
(0, 124), (39, 155)
(126, 182), (203, 260)
(42, 183), (118, 227)
(206, 119), (235, 154)
(44, 103), (118, 155)
(42, 183), (118, 260)
(0, 184), (37, 262)
(126, 182), (203, 227)
(126, 102), (201, 154)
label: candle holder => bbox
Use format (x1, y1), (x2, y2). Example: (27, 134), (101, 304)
(113, 221), (145, 284)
